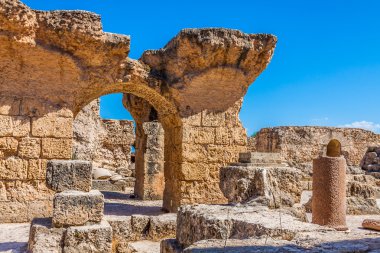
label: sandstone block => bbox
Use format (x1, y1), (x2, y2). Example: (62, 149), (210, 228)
(0, 201), (28, 223)
(182, 126), (215, 144)
(179, 162), (208, 181)
(41, 138), (72, 159)
(4, 180), (53, 202)
(0, 115), (30, 137)
(107, 216), (133, 245)
(27, 200), (53, 220)
(0, 96), (21, 115)
(28, 159), (47, 179)
(201, 111), (225, 127)
(18, 138), (41, 158)
(219, 165), (302, 207)
(362, 219), (380, 231)
(46, 160), (92, 192)
(28, 218), (66, 253)
(53, 190), (104, 227)
(0, 157), (28, 179)
(32, 116), (73, 138)
(148, 214), (177, 240)
(63, 219), (113, 253)
(0, 137), (18, 156)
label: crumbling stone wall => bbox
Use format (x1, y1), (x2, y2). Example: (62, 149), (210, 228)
(0, 0), (276, 218)
(248, 127), (380, 169)
(0, 96), (71, 222)
(73, 99), (135, 173)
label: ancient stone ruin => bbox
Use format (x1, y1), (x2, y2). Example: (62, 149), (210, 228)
(0, 0), (379, 252)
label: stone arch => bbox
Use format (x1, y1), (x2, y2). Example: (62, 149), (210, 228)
(327, 139), (342, 157)
(73, 81), (183, 212)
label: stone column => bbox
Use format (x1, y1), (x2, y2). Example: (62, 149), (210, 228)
(312, 151), (347, 230)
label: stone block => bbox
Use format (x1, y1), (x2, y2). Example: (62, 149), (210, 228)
(32, 116), (73, 138)
(53, 190), (104, 227)
(179, 162), (208, 181)
(0, 115), (30, 137)
(201, 111), (225, 127)
(63, 219), (113, 253)
(28, 159), (47, 179)
(28, 218), (66, 253)
(4, 180), (53, 202)
(0, 96), (21, 115)
(18, 138), (41, 158)
(238, 152), (283, 164)
(182, 126), (215, 144)
(41, 138), (72, 159)
(92, 179), (127, 192)
(46, 160), (92, 192)
(27, 200), (53, 220)
(107, 216), (133, 245)
(0, 201), (28, 223)
(148, 214), (177, 240)
(0, 157), (28, 179)
(131, 214), (150, 239)
(0, 137), (18, 156)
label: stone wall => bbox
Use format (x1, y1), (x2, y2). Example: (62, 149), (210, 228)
(248, 127), (380, 171)
(0, 96), (72, 223)
(73, 99), (135, 173)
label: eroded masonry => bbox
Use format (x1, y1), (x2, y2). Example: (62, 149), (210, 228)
(1, 1), (380, 252)
(0, 0), (276, 221)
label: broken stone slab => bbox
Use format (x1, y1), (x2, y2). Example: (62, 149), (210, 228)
(176, 204), (331, 248)
(362, 219), (380, 231)
(53, 190), (104, 227)
(46, 160), (92, 192)
(238, 152), (284, 164)
(220, 165), (302, 207)
(28, 218), (66, 253)
(63, 219), (113, 253)
(125, 240), (160, 253)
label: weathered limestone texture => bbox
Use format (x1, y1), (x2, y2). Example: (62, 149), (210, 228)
(28, 218), (66, 253)
(248, 127), (380, 172)
(312, 153), (347, 230)
(0, 0), (276, 215)
(52, 190), (104, 227)
(46, 160), (92, 192)
(63, 220), (113, 253)
(134, 121), (165, 200)
(176, 204), (330, 248)
(220, 152), (302, 207)
(73, 99), (136, 173)
(361, 146), (380, 178)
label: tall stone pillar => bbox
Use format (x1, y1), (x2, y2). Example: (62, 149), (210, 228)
(312, 140), (347, 230)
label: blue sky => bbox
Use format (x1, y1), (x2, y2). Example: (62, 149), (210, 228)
(23, 0), (380, 135)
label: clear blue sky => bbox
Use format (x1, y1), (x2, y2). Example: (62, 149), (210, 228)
(23, 0), (380, 134)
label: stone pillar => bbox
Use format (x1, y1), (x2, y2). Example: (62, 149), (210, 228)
(134, 122), (165, 200)
(312, 141), (347, 230)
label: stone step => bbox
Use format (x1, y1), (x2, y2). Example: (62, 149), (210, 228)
(46, 160), (92, 192)
(176, 204), (332, 248)
(28, 218), (112, 253)
(107, 213), (176, 251)
(53, 190), (104, 227)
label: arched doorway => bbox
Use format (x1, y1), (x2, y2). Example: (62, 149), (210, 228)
(73, 83), (182, 212)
